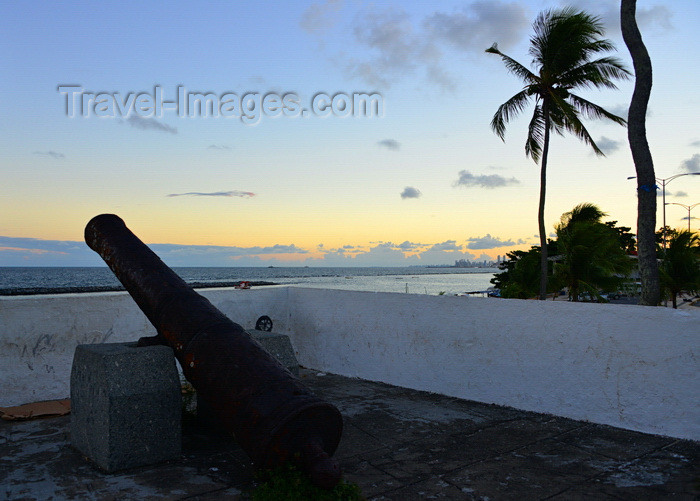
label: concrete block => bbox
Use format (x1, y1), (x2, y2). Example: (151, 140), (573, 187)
(248, 331), (299, 376)
(70, 342), (181, 472)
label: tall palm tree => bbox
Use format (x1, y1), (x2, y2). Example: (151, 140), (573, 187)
(554, 203), (632, 301)
(621, 0), (660, 306)
(486, 7), (630, 299)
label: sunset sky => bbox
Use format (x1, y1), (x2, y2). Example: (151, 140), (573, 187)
(2, 0), (699, 267)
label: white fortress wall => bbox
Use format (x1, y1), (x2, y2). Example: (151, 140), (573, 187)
(1, 286), (697, 440)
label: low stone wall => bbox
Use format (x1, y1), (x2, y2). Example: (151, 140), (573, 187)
(285, 288), (699, 441)
(1, 287), (698, 440)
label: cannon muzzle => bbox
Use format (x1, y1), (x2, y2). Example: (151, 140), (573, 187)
(84, 214), (342, 488)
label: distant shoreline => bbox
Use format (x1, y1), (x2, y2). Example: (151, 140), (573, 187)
(0, 281), (278, 296)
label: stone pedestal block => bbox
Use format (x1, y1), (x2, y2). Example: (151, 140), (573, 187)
(248, 331), (299, 376)
(70, 342), (181, 472)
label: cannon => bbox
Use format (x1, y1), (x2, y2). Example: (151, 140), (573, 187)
(84, 214), (343, 488)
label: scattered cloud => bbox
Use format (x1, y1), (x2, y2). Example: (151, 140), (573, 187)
(453, 170), (519, 189)
(0, 234), (529, 267)
(207, 144), (231, 150)
(690, 140), (700, 147)
(323, 1), (528, 90)
(671, 191), (688, 198)
(680, 154), (700, 173)
(167, 191), (255, 198)
(396, 240), (422, 250)
(33, 150), (65, 159)
(466, 234), (524, 249)
(596, 136), (622, 155)
(561, 0), (672, 35)
(606, 104), (629, 120)
(378, 139), (401, 150)
(300, 0), (344, 33)
(0, 236), (100, 266)
(400, 186), (421, 199)
(424, 1), (529, 52)
(125, 116), (177, 134)
(428, 240), (462, 251)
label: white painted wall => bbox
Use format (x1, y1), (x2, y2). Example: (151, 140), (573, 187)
(1, 287), (698, 441)
(285, 288), (700, 441)
(0, 288), (287, 408)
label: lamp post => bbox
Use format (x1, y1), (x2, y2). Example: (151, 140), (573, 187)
(627, 172), (700, 250)
(665, 202), (700, 232)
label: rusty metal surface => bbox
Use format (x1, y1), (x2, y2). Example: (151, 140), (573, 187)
(84, 214), (342, 488)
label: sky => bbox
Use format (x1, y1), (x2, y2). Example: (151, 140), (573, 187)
(1, 0), (700, 267)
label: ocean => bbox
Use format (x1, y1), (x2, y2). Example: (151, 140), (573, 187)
(0, 266), (499, 296)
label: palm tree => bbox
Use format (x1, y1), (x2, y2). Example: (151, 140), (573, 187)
(659, 230), (700, 308)
(621, 0), (660, 306)
(486, 7), (630, 300)
(554, 203), (633, 301)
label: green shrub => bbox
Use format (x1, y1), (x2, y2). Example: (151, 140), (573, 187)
(250, 463), (364, 501)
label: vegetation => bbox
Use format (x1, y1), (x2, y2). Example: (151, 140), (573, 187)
(486, 7), (629, 300)
(249, 463), (364, 501)
(492, 203), (634, 300)
(659, 230), (700, 308)
(554, 204), (633, 301)
(491, 245), (557, 299)
(621, 0), (660, 306)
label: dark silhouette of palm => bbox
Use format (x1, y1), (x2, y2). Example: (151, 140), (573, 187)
(486, 7), (630, 299)
(554, 203), (633, 301)
(660, 231), (700, 308)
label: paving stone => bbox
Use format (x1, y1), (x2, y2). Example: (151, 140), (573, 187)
(2, 371), (699, 500)
(555, 422), (676, 460)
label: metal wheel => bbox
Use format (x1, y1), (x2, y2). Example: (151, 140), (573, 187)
(255, 315), (273, 332)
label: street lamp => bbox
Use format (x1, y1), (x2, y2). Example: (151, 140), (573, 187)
(627, 172), (700, 250)
(665, 202), (700, 232)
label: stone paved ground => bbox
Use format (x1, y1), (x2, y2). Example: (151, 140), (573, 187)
(1, 370), (698, 500)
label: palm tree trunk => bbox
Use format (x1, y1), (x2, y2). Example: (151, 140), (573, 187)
(621, 0), (660, 306)
(538, 102), (551, 300)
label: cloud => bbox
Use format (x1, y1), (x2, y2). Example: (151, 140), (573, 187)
(152, 243), (306, 257)
(34, 150), (65, 159)
(424, 1), (529, 52)
(0, 233), (527, 267)
(690, 140), (700, 147)
(0, 236), (102, 266)
(670, 191), (688, 198)
(341, 2), (528, 90)
(378, 139), (401, 150)
(397, 240), (422, 250)
(400, 186), (421, 199)
(453, 170), (519, 189)
(596, 136), (622, 155)
(126, 116), (177, 134)
(466, 234), (523, 249)
(428, 240), (462, 251)
(606, 104), (629, 120)
(348, 8), (425, 88)
(300, 0), (344, 33)
(167, 191), (255, 198)
(562, 1), (672, 35)
(680, 154), (700, 173)
(207, 144), (231, 150)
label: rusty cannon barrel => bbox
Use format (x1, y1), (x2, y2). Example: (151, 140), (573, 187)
(84, 214), (343, 489)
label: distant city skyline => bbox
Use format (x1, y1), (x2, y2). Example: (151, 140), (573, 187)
(2, 1), (699, 267)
